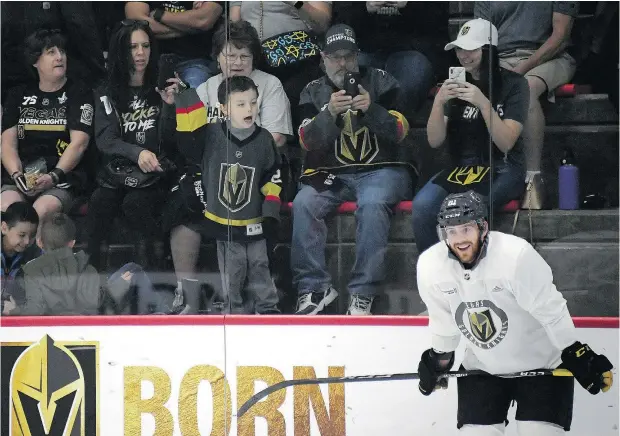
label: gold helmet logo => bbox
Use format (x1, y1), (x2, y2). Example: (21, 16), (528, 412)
(461, 25), (470, 36)
(336, 110), (379, 165)
(10, 335), (85, 436)
(218, 162), (255, 212)
(447, 166), (490, 186)
(468, 309), (497, 343)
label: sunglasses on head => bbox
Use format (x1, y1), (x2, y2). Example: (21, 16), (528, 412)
(120, 19), (150, 27)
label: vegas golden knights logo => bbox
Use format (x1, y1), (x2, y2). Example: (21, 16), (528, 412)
(447, 165), (490, 186)
(218, 162), (255, 212)
(336, 110), (379, 165)
(468, 309), (497, 342)
(461, 25), (470, 36)
(2, 335), (99, 436)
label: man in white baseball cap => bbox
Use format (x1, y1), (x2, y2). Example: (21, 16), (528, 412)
(444, 18), (498, 51)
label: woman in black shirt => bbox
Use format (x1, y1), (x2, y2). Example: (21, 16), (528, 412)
(1, 29), (93, 221)
(87, 20), (178, 270)
(412, 19), (529, 254)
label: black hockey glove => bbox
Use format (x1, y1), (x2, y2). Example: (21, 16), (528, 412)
(561, 341), (613, 394)
(418, 349), (454, 396)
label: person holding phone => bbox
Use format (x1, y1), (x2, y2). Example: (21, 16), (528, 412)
(292, 24), (415, 316)
(87, 20), (179, 271)
(411, 18), (530, 254)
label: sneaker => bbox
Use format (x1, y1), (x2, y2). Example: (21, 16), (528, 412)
(295, 287), (338, 315)
(346, 294), (374, 315)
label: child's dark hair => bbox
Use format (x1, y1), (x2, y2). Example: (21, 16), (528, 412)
(39, 213), (76, 250)
(217, 76), (259, 105)
(1, 202), (39, 229)
(23, 29), (67, 79)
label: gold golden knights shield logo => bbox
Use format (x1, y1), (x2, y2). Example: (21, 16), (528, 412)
(447, 165), (490, 186)
(218, 162), (255, 212)
(468, 309), (497, 343)
(2, 335), (99, 436)
(335, 110), (379, 165)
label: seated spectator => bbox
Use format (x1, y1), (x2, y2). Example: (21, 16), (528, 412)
(1, 203), (40, 312)
(475, 1), (578, 209)
(230, 1), (332, 126)
(125, 1), (224, 88)
(1, 2), (105, 105)
(293, 24), (414, 315)
(5, 213), (100, 316)
(169, 20), (293, 297)
(196, 20), (293, 148)
(411, 19), (529, 254)
(334, 1), (449, 115)
(1, 30), (94, 224)
(172, 76), (283, 314)
(87, 20), (179, 271)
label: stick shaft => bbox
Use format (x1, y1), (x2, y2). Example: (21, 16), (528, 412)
(237, 368), (572, 417)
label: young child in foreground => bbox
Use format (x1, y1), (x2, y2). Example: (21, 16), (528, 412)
(176, 75), (282, 314)
(6, 212), (100, 315)
(1, 202), (40, 314)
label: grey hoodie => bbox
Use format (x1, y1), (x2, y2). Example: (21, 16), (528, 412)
(14, 247), (100, 316)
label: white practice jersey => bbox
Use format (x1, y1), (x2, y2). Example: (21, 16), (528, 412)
(417, 231), (577, 374)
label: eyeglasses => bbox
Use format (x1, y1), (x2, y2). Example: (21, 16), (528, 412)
(324, 51), (358, 63)
(121, 19), (150, 27)
(223, 53), (253, 63)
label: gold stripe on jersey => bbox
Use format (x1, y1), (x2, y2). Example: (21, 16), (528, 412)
(24, 124), (67, 131)
(204, 211), (263, 226)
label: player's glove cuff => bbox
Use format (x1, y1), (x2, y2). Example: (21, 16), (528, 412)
(561, 341), (613, 394)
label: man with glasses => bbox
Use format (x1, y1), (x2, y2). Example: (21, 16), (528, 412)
(416, 190), (613, 435)
(292, 24), (416, 315)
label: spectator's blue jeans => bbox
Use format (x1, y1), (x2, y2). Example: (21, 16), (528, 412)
(161, 54), (215, 89)
(107, 263), (170, 314)
(412, 161), (525, 254)
(358, 50), (434, 114)
(292, 167), (411, 297)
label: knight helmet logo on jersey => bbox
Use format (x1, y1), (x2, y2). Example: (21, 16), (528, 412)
(468, 309), (497, 342)
(218, 162), (255, 212)
(2, 335), (99, 436)
(447, 166), (491, 186)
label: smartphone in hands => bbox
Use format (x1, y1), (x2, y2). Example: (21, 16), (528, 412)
(158, 56), (178, 91)
(344, 71), (360, 98)
(449, 67), (467, 84)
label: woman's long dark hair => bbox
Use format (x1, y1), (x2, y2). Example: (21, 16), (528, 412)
(467, 44), (502, 106)
(105, 21), (159, 106)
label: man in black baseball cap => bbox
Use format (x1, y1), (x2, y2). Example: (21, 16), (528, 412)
(320, 23), (360, 89)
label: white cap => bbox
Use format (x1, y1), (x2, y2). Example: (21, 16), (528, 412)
(444, 18), (498, 51)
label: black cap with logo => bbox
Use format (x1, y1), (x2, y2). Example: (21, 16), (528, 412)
(323, 24), (358, 54)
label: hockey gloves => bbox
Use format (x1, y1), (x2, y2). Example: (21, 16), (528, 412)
(561, 341), (613, 394)
(418, 349), (454, 396)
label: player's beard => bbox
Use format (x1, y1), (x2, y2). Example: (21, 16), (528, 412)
(450, 238), (480, 265)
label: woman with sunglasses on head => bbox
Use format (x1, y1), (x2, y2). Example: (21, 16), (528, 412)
(87, 20), (180, 271)
(1, 29), (94, 225)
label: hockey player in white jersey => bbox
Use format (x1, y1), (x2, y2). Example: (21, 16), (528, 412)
(416, 190), (613, 435)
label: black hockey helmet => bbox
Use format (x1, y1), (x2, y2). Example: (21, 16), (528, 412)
(437, 190), (488, 229)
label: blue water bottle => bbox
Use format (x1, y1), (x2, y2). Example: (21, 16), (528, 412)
(558, 147), (579, 210)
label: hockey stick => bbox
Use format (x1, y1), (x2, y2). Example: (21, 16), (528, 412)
(237, 368), (572, 417)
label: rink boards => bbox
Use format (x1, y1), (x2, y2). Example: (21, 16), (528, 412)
(1, 316), (618, 436)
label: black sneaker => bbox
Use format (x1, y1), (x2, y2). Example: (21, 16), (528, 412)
(295, 287), (338, 315)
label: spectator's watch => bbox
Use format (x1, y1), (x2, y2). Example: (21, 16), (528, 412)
(152, 8), (165, 23)
(48, 168), (66, 186)
(294, 1), (304, 9)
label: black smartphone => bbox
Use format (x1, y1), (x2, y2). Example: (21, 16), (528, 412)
(158, 56), (177, 90)
(344, 72), (359, 98)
